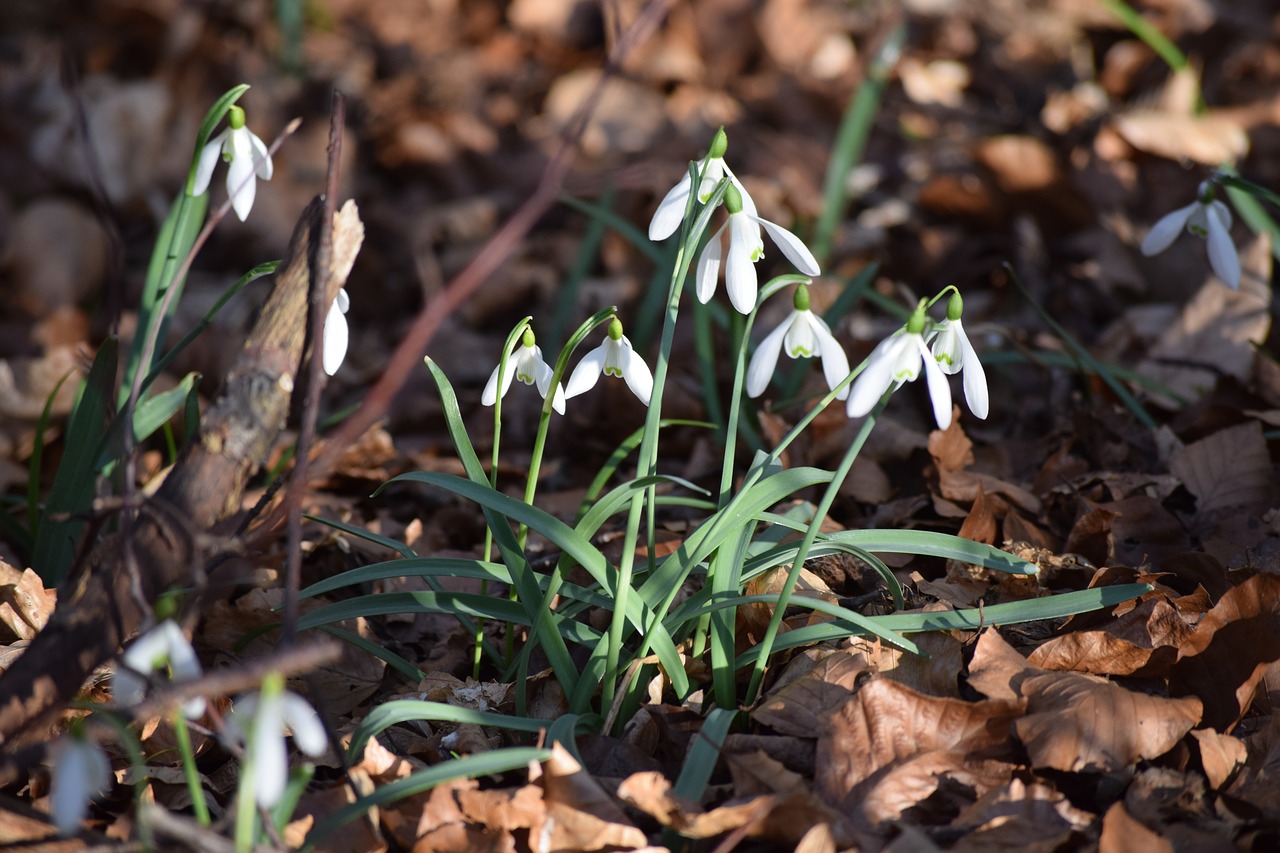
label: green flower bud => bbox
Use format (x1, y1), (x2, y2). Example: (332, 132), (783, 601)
(708, 127), (728, 160)
(946, 291), (963, 322)
(521, 328), (536, 348)
(725, 183), (744, 215)
(906, 300), (928, 336)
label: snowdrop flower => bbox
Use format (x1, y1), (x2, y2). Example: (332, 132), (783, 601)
(697, 184), (821, 315)
(323, 288), (350, 376)
(482, 328), (566, 414)
(192, 104), (273, 222)
(649, 127), (755, 241)
(565, 318), (653, 406)
(1141, 180), (1239, 288)
(224, 673), (327, 809)
(747, 285), (851, 400)
(847, 303), (952, 430)
(114, 620), (205, 719)
(928, 291), (988, 419)
(48, 725), (111, 835)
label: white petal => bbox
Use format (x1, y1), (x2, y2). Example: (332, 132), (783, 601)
(648, 174), (692, 241)
(959, 331), (989, 419)
(695, 225), (725, 304)
(481, 342), (520, 406)
(565, 341), (607, 398)
(697, 157), (726, 201)
(846, 335), (906, 418)
(756, 217), (821, 276)
(1208, 198), (1232, 230)
(322, 299), (349, 376)
(335, 288), (350, 313)
(252, 694), (288, 807)
(50, 738), (109, 835)
(724, 166), (759, 220)
(620, 341), (653, 406)
(281, 692), (328, 756)
(916, 337), (953, 429)
(248, 130), (273, 181)
(1205, 203), (1240, 289)
(113, 668), (146, 709)
(783, 311), (818, 358)
(226, 143), (257, 221)
(533, 358), (566, 415)
(1140, 202), (1196, 256)
(191, 131), (226, 196)
(725, 217), (759, 314)
(929, 321), (963, 375)
(811, 316), (852, 400)
(746, 316), (791, 398)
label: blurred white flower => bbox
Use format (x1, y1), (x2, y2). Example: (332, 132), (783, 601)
(482, 328), (566, 414)
(49, 729), (111, 836)
(1141, 180), (1239, 288)
(928, 292), (988, 420)
(192, 104), (273, 221)
(323, 288), (350, 376)
(649, 127), (755, 241)
(747, 286), (850, 399)
(115, 620), (205, 719)
(225, 675), (327, 809)
(847, 307), (952, 430)
(565, 318), (653, 406)
(696, 184), (821, 315)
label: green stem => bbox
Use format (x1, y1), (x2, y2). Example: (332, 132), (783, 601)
(173, 709), (211, 826)
(743, 402), (882, 704)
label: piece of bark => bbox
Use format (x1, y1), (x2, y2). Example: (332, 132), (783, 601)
(0, 197), (341, 748)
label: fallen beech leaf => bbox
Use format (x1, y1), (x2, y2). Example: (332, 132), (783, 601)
(953, 777), (1094, 834)
(1169, 422), (1271, 520)
(1190, 729), (1247, 790)
(753, 649), (868, 736)
(965, 628), (1036, 702)
(725, 749), (808, 797)
(1099, 801), (1172, 853)
(1027, 596), (1192, 678)
(0, 562), (56, 642)
(1170, 573), (1280, 731)
(1015, 672), (1201, 772)
(850, 629), (965, 699)
(535, 743), (647, 851)
(817, 678), (1022, 821)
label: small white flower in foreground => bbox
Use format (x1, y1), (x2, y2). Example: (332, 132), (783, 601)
(48, 726), (111, 835)
(928, 291), (988, 419)
(649, 127), (758, 241)
(565, 318), (653, 406)
(847, 303), (952, 430)
(114, 620), (205, 719)
(1140, 180), (1239, 289)
(192, 104), (274, 222)
(482, 328), (566, 414)
(747, 285), (851, 400)
(224, 673), (327, 809)
(323, 288), (350, 376)
(697, 184), (821, 315)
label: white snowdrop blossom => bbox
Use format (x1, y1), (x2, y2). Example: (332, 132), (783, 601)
(696, 184), (821, 315)
(114, 620), (205, 719)
(928, 291), (988, 420)
(224, 673), (327, 809)
(847, 305), (952, 430)
(482, 328), (566, 415)
(648, 127), (757, 241)
(747, 285), (850, 400)
(192, 104), (274, 222)
(323, 288), (350, 376)
(48, 727), (111, 836)
(565, 318), (653, 406)
(1141, 180), (1239, 288)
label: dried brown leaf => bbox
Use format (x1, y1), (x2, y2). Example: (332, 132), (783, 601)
(965, 629), (1035, 702)
(534, 743), (647, 851)
(0, 562), (56, 642)
(1190, 729), (1247, 790)
(753, 649), (869, 736)
(1098, 801), (1172, 853)
(1027, 597), (1192, 678)
(1170, 422), (1272, 518)
(1169, 573), (1280, 731)
(1014, 672), (1202, 772)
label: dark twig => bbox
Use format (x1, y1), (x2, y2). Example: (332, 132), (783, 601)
(281, 92), (345, 646)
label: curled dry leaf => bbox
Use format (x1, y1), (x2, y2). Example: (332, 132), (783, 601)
(752, 649), (869, 736)
(0, 561), (56, 642)
(533, 743), (647, 852)
(816, 678), (1023, 822)
(965, 628), (1036, 702)
(1169, 573), (1280, 731)
(1190, 729), (1247, 790)
(1099, 800), (1173, 853)
(1027, 596), (1193, 678)
(1014, 671), (1202, 773)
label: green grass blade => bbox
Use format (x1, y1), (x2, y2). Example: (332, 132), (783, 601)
(672, 707), (735, 800)
(347, 700), (553, 760)
(316, 625), (425, 683)
(305, 513), (417, 558)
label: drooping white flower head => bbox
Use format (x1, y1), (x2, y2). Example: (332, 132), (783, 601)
(224, 673), (327, 809)
(697, 184), (821, 315)
(114, 620), (206, 719)
(847, 303), (952, 430)
(649, 127), (756, 241)
(322, 288), (350, 376)
(48, 726), (112, 836)
(192, 104), (274, 222)
(928, 291), (988, 420)
(565, 317), (653, 406)
(1141, 180), (1239, 289)
(747, 285), (851, 400)
(482, 327), (566, 415)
